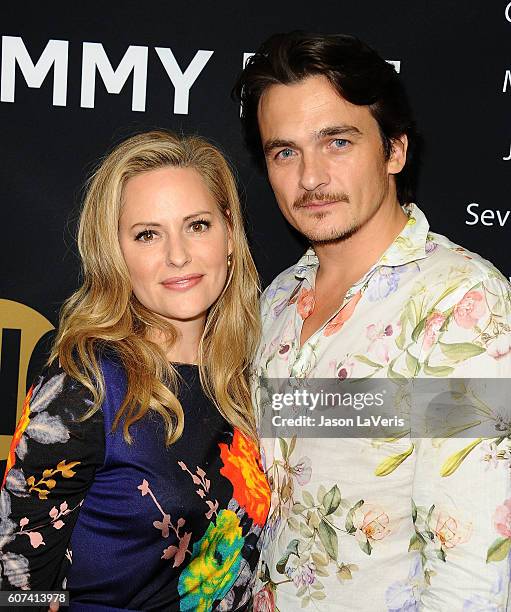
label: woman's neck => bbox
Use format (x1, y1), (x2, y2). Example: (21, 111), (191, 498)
(146, 315), (206, 365)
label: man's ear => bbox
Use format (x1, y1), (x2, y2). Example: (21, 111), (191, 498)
(387, 134), (408, 175)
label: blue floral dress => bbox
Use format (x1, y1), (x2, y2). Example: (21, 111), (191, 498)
(1, 355), (270, 611)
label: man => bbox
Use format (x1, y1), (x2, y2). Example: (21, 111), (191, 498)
(235, 32), (511, 610)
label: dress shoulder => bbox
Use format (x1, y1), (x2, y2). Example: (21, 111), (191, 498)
(0, 361), (105, 590)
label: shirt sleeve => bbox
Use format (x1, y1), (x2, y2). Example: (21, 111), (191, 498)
(0, 361), (105, 591)
(413, 272), (511, 610)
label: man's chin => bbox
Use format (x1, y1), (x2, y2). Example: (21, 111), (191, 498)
(303, 224), (360, 245)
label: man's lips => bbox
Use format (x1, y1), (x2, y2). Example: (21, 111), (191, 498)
(297, 199), (340, 209)
(161, 274), (204, 290)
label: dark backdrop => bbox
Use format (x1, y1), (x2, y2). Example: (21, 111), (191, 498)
(1, 1), (510, 471)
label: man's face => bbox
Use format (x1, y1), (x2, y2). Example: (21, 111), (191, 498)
(257, 75), (407, 244)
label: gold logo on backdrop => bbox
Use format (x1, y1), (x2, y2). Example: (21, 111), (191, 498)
(0, 299), (54, 461)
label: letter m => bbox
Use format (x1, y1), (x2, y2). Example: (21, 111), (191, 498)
(1, 36), (69, 105)
(503, 70), (511, 93)
(81, 43), (148, 111)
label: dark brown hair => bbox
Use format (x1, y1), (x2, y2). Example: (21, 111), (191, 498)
(233, 31), (418, 204)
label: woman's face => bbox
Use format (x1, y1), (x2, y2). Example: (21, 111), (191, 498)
(118, 166), (232, 331)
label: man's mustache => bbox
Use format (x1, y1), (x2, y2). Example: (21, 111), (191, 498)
(293, 191), (350, 209)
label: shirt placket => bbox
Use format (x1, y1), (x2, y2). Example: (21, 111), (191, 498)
(288, 269), (380, 378)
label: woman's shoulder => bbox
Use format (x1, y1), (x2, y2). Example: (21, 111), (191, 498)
(28, 359), (98, 425)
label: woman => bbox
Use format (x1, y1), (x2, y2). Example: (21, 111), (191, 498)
(1, 131), (270, 610)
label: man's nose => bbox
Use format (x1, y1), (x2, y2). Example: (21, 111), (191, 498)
(165, 237), (191, 268)
(299, 152), (329, 192)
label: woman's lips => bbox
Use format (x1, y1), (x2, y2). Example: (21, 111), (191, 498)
(161, 274), (204, 291)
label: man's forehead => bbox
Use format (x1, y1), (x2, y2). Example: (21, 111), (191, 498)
(257, 75), (373, 139)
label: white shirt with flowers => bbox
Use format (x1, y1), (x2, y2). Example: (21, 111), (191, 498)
(252, 204), (511, 611)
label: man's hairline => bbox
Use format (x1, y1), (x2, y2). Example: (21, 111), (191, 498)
(254, 76), (406, 162)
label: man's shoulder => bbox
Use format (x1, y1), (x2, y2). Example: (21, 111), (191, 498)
(427, 229), (509, 288)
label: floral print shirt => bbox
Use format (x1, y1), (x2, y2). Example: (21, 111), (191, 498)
(1, 356), (270, 610)
(252, 205), (511, 611)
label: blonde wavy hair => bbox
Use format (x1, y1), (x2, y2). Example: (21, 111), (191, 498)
(50, 130), (260, 444)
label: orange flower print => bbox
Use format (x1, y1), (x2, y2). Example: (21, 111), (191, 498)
(432, 509), (472, 549)
(2, 385), (33, 487)
(297, 288), (315, 320)
(324, 291), (362, 337)
(354, 504), (391, 542)
(219, 430), (270, 527)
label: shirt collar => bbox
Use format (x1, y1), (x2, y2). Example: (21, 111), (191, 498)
(293, 203), (431, 282)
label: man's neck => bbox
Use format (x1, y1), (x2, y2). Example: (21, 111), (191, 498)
(313, 198), (408, 291)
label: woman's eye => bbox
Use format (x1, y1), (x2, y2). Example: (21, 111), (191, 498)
(189, 220), (210, 233)
(135, 229), (156, 242)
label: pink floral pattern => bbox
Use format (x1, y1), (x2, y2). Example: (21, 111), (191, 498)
(453, 289), (486, 328)
(254, 204), (511, 609)
(324, 290), (362, 337)
(296, 288), (315, 319)
(422, 311), (446, 351)
(494, 499), (511, 539)
(138, 478), (192, 567)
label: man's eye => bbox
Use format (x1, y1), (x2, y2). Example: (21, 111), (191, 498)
(135, 229), (156, 242)
(332, 139), (349, 149)
(276, 148), (295, 160)
(189, 220), (210, 233)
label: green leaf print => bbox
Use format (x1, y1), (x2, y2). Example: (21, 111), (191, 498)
(405, 350), (419, 376)
(354, 354), (383, 369)
(486, 537), (511, 563)
(388, 359), (407, 381)
(438, 341), (486, 362)
(408, 532), (427, 552)
(300, 523), (314, 538)
(396, 299), (416, 350)
(374, 444), (414, 476)
(345, 500), (364, 534)
(288, 435), (297, 458)
(279, 438), (289, 461)
(318, 519), (338, 560)
(423, 363), (455, 377)
(440, 438), (483, 477)
(302, 490), (315, 507)
(287, 516), (300, 531)
(358, 538), (372, 555)
(276, 539), (300, 574)
(322, 485), (341, 515)
(411, 317), (427, 343)
(311, 552), (329, 567)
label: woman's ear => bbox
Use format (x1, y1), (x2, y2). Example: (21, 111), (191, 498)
(225, 208), (233, 257)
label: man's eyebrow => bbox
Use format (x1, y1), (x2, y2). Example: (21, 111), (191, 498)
(316, 125), (362, 139)
(263, 126), (363, 156)
(263, 138), (297, 156)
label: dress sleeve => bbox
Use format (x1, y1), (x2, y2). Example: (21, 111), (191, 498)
(413, 273), (511, 610)
(0, 361), (105, 591)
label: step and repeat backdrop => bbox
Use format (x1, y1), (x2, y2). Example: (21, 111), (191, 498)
(1, 1), (510, 471)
